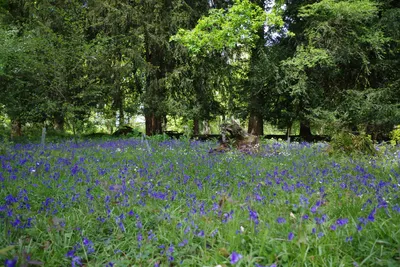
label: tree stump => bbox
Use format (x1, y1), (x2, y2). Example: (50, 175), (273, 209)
(210, 121), (259, 154)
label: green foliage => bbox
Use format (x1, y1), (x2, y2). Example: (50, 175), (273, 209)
(0, 135), (12, 155)
(0, 0), (399, 139)
(172, 0), (266, 55)
(389, 126), (400, 145)
(329, 131), (376, 156)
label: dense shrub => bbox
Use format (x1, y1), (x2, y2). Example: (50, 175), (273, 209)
(390, 126), (400, 145)
(329, 131), (376, 155)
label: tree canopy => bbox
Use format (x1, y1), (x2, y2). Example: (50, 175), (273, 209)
(0, 0), (398, 139)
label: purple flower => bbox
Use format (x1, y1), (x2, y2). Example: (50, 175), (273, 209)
(71, 256), (82, 267)
(137, 232), (143, 243)
(336, 218), (349, 226)
(83, 237), (95, 254)
(302, 214), (309, 220)
(71, 165), (79, 176)
(148, 230), (157, 241)
(66, 249), (75, 258)
(368, 208), (376, 222)
(211, 229), (218, 237)
(223, 210), (234, 223)
(288, 232), (294, 241)
(197, 230), (205, 237)
(330, 224), (337, 231)
(276, 217), (286, 224)
(248, 207), (259, 225)
(178, 239), (188, 247)
(168, 244), (174, 254)
(230, 251), (243, 264)
(310, 206), (317, 213)
(346, 236), (353, 242)
(4, 257), (17, 267)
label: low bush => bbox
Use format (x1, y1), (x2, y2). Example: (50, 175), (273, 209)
(329, 131), (376, 155)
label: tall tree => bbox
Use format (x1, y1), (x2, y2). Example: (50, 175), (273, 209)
(172, 0), (270, 134)
(279, 0), (398, 138)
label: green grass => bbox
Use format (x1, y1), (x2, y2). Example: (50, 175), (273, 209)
(1, 139), (400, 266)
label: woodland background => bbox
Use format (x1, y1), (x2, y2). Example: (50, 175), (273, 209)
(0, 0), (399, 141)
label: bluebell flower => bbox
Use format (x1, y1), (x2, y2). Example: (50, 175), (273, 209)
(222, 210), (234, 223)
(230, 251), (243, 264)
(368, 208), (376, 222)
(276, 217), (286, 224)
(83, 237), (95, 254)
(148, 230), (157, 241)
(211, 229), (218, 237)
(248, 207), (259, 225)
(4, 257), (17, 267)
(178, 239), (188, 247)
(310, 206), (317, 213)
(336, 218), (349, 226)
(288, 232), (294, 241)
(71, 256), (82, 267)
(197, 230), (205, 237)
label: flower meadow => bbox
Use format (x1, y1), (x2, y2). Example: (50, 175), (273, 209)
(1, 138), (400, 266)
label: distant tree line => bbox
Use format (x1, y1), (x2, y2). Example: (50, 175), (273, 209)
(0, 0), (399, 140)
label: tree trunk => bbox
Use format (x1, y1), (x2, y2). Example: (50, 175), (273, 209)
(11, 119), (22, 138)
(286, 123), (292, 141)
(53, 113), (65, 132)
(300, 121), (312, 141)
(118, 103), (124, 127)
(145, 113), (162, 136)
(162, 115), (168, 132)
(248, 112), (263, 136)
(193, 118), (200, 135)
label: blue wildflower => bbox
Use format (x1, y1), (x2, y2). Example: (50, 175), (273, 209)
(288, 232), (294, 241)
(4, 257), (17, 267)
(71, 256), (82, 267)
(197, 230), (205, 237)
(276, 217), (286, 224)
(230, 251), (243, 264)
(178, 239), (188, 247)
(368, 208), (376, 222)
(248, 207), (259, 225)
(83, 237), (95, 254)
(336, 218), (349, 226)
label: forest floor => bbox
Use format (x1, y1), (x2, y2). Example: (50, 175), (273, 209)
(1, 138), (400, 266)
